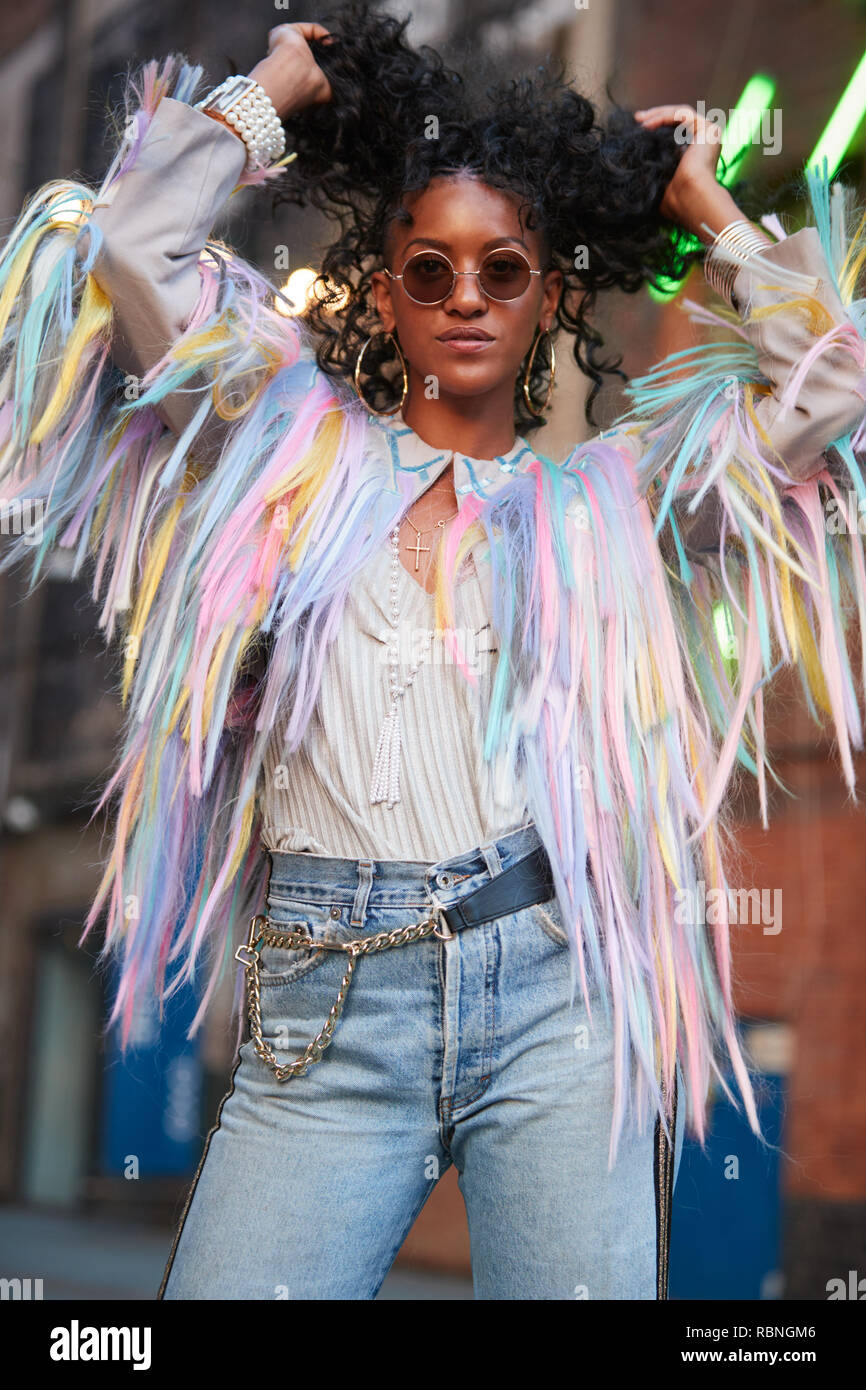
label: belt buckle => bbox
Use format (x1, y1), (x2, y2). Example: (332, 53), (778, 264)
(430, 904), (455, 941)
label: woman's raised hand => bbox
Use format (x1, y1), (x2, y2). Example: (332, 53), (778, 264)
(248, 22), (334, 120)
(633, 104), (744, 244)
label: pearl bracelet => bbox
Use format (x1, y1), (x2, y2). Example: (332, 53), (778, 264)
(193, 75), (286, 173)
(704, 219), (776, 310)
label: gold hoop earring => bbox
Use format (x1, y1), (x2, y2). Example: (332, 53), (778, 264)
(353, 331), (408, 417)
(522, 327), (556, 419)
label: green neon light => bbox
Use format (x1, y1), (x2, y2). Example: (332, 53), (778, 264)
(717, 73), (777, 186)
(713, 600), (738, 663)
(807, 48), (866, 178)
(648, 74), (777, 303)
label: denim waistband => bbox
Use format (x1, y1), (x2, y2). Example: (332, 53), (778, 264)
(264, 820), (546, 914)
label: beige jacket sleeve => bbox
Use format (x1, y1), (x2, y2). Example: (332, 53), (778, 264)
(83, 95), (249, 441)
(665, 226), (866, 554)
(723, 225), (866, 478)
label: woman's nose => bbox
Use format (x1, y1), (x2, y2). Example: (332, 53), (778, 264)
(443, 269), (488, 312)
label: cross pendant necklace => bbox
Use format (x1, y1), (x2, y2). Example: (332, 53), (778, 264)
(405, 527), (429, 571)
(403, 512), (458, 570)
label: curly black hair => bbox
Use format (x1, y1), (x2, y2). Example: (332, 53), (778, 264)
(269, 0), (730, 433)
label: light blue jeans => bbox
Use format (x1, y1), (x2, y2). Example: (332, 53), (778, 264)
(158, 821), (685, 1300)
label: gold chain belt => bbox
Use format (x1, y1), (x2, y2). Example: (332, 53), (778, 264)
(234, 906), (455, 1081)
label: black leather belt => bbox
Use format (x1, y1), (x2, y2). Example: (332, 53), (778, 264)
(433, 843), (556, 937)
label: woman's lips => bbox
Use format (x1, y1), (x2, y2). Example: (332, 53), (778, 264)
(436, 335), (495, 354)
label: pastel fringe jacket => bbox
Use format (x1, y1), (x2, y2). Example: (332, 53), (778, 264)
(2, 55), (866, 1167)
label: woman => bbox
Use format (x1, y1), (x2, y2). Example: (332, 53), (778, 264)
(2, 2), (865, 1299)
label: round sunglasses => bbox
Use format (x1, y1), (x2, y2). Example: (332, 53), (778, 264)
(384, 247), (544, 305)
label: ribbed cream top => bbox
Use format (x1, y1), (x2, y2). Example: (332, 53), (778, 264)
(257, 535), (531, 862)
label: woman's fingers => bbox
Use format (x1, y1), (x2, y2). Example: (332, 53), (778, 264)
(294, 22), (333, 41)
(634, 104), (722, 143)
(268, 22), (332, 49)
(635, 105), (694, 121)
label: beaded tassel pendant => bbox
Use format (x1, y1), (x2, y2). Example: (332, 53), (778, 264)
(369, 697), (403, 808)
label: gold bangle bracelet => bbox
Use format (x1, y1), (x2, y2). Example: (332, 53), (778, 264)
(704, 220), (776, 309)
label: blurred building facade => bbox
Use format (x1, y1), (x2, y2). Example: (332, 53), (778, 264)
(1, 0), (865, 1299)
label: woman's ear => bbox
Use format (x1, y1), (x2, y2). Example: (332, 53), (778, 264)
(540, 267), (564, 331)
(370, 271), (396, 334)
